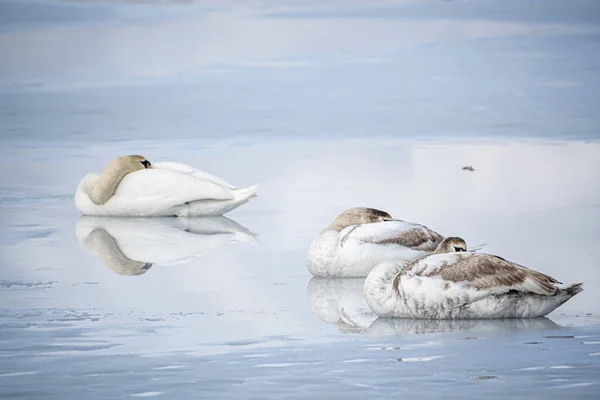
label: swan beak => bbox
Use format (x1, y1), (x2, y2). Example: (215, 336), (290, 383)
(141, 263), (152, 270)
(141, 160), (151, 169)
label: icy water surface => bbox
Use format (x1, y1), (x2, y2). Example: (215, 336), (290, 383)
(2, 139), (600, 398)
(2, 0), (600, 398)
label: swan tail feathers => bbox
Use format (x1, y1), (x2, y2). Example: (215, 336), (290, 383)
(562, 283), (583, 297)
(233, 185), (259, 201)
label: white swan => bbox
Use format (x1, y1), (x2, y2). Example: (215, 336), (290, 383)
(75, 155), (259, 217)
(76, 216), (257, 275)
(364, 248), (583, 319)
(306, 207), (480, 278)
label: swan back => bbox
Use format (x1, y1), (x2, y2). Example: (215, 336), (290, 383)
(152, 162), (236, 189)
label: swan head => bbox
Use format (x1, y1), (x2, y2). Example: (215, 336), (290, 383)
(101, 155), (152, 179)
(329, 207), (393, 231)
(87, 155), (151, 205)
(117, 155), (151, 170)
(434, 236), (468, 254)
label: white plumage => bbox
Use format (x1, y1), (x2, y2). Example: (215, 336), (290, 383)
(75, 160), (258, 217)
(308, 220), (442, 277)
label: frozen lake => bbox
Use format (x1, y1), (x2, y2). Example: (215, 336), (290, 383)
(1, 0), (600, 398)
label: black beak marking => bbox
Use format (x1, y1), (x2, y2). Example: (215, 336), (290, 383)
(141, 160), (151, 168)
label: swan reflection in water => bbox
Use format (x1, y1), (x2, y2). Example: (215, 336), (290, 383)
(76, 216), (257, 276)
(367, 316), (560, 336)
(306, 277), (377, 333)
(307, 277), (561, 335)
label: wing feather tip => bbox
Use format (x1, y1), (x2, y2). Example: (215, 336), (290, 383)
(234, 185), (259, 200)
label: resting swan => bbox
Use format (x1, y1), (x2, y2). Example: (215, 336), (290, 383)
(306, 207), (481, 278)
(364, 248), (583, 319)
(75, 155), (259, 217)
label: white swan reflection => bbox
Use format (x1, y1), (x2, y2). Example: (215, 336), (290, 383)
(306, 277), (377, 333)
(307, 277), (561, 335)
(76, 216), (257, 276)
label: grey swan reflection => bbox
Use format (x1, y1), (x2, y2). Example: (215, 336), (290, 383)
(306, 277), (377, 333)
(366, 316), (561, 336)
(76, 216), (257, 276)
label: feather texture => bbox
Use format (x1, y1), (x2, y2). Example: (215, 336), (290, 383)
(364, 252), (583, 319)
(307, 220), (445, 277)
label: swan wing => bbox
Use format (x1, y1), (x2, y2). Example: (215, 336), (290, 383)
(109, 168), (235, 211)
(340, 220), (443, 251)
(405, 252), (561, 298)
(152, 162), (236, 189)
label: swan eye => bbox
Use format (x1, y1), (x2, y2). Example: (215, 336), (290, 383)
(454, 246), (465, 252)
(140, 160), (151, 168)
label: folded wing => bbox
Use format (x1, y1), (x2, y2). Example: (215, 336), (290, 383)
(152, 162), (236, 189)
(341, 220), (444, 251)
(111, 166), (235, 211)
(408, 253), (561, 297)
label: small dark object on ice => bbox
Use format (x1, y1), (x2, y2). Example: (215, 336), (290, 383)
(462, 165), (475, 171)
(473, 376), (497, 381)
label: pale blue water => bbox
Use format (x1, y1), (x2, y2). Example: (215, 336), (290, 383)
(1, 0), (600, 398)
